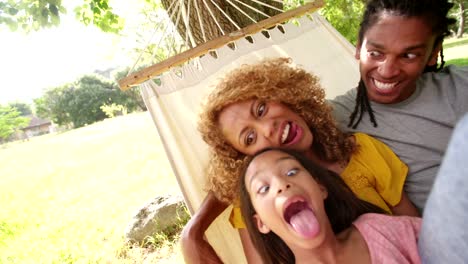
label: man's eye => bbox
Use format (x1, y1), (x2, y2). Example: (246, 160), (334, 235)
(286, 168), (298, 177)
(245, 131), (255, 145)
(257, 103), (266, 117)
(368, 50), (382, 57)
(403, 53), (417, 59)
(258, 185), (270, 194)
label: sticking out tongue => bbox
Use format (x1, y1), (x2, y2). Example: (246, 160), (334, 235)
(289, 208), (320, 238)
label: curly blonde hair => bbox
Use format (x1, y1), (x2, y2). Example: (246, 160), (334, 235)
(198, 58), (355, 203)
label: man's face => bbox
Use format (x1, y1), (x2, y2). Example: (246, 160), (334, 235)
(356, 13), (439, 104)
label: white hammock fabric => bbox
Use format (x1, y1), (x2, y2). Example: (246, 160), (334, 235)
(140, 12), (359, 263)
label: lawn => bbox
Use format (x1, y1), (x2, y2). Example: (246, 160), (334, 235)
(443, 36), (468, 66)
(0, 112), (184, 263)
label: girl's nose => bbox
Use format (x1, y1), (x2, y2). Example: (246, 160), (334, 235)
(277, 183), (291, 194)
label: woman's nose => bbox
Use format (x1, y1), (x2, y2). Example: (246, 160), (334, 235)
(259, 120), (276, 139)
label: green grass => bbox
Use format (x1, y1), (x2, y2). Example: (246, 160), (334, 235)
(446, 57), (468, 66)
(443, 36), (468, 66)
(0, 112), (184, 263)
(443, 36), (468, 49)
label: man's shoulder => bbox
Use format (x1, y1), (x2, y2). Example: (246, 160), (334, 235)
(330, 87), (357, 104)
(328, 88), (357, 129)
(420, 65), (468, 86)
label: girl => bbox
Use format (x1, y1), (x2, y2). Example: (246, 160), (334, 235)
(240, 148), (421, 264)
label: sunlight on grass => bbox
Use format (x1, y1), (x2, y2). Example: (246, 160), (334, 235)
(0, 112), (184, 263)
(443, 36), (468, 66)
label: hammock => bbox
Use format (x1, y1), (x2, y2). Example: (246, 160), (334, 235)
(119, 1), (359, 263)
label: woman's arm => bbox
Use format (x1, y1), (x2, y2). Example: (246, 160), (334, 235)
(391, 192), (420, 217)
(239, 228), (264, 263)
(180, 191), (228, 264)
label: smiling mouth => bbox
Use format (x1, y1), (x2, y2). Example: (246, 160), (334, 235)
(373, 79), (398, 91)
(281, 122), (297, 144)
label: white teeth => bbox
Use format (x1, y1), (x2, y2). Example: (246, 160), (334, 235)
(281, 123), (290, 144)
(374, 79), (397, 90)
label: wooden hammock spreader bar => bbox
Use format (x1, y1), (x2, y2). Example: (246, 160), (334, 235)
(118, 0), (324, 90)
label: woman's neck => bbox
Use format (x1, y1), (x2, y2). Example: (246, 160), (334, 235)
(304, 135), (355, 175)
(304, 151), (348, 175)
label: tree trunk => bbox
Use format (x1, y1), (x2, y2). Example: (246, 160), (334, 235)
(160, 0), (282, 47)
(456, 1), (465, 38)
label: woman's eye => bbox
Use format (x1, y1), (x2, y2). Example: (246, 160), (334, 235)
(257, 103), (266, 117)
(258, 185), (270, 194)
(286, 168), (298, 177)
(245, 131), (255, 145)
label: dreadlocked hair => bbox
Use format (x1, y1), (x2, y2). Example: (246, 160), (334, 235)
(348, 0), (457, 129)
(198, 58), (356, 203)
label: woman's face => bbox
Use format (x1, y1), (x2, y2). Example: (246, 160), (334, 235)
(244, 150), (329, 249)
(218, 99), (313, 156)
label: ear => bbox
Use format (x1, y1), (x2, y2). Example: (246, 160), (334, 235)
(427, 42), (442, 67)
(319, 184), (328, 200)
(355, 41), (362, 60)
(253, 214), (271, 234)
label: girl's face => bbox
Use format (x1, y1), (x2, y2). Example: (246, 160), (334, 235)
(356, 13), (439, 104)
(244, 150), (329, 250)
(218, 99), (313, 156)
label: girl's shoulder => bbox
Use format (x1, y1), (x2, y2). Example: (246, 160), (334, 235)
(353, 213), (422, 241)
(353, 213), (422, 264)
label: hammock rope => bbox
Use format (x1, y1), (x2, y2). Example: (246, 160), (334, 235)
(119, 0), (324, 90)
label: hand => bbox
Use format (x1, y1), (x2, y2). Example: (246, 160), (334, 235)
(180, 222), (223, 264)
(180, 191), (228, 264)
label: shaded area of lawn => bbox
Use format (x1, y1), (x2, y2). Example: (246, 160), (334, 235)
(446, 57), (468, 66)
(444, 37), (468, 49)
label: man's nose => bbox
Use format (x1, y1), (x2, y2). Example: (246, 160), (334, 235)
(378, 56), (400, 78)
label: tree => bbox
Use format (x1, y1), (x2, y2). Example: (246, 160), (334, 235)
(0, 105), (29, 142)
(8, 102), (32, 116)
(0, 0), (123, 33)
(113, 69), (147, 111)
(321, 0), (365, 45)
(34, 74), (143, 128)
(451, 0), (467, 38)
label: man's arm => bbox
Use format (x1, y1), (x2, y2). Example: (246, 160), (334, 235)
(180, 191), (228, 264)
(391, 192), (420, 217)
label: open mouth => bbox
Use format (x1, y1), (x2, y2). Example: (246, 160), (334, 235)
(281, 122), (298, 145)
(283, 200), (320, 238)
(373, 79), (398, 93)
(284, 200), (308, 224)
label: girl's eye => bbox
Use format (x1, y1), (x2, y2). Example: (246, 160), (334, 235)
(257, 103), (266, 117)
(286, 168), (298, 177)
(245, 131), (255, 146)
(258, 185), (270, 194)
